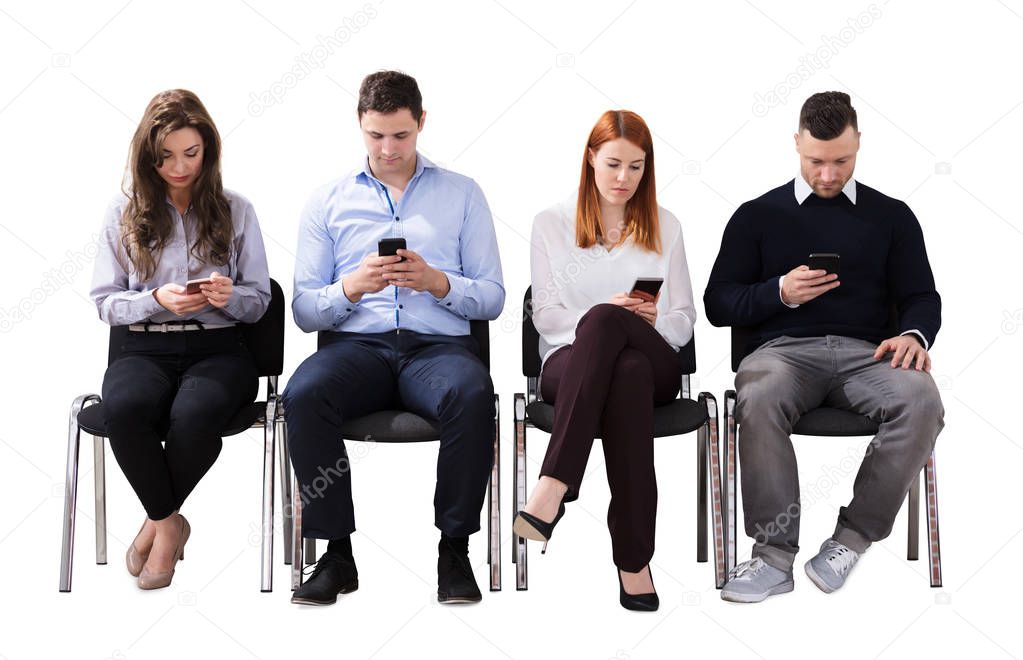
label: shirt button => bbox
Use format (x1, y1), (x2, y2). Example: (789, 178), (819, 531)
(346, 308), (352, 312)
(399, 304), (404, 309)
(446, 302), (452, 306)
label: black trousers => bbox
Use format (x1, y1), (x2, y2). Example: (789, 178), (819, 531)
(282, 330), (494, 540)
(539, 304), (682, 572)
(101, 327), (258, 520)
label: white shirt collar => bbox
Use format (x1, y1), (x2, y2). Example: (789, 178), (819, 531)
(794, 174), (857, 205)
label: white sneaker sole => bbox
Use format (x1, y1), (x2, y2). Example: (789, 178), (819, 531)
(720, 580), (794, 603)
(804, 562), (839, 593)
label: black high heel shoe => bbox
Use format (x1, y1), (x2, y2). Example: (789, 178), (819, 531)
(618, 567), (659, 612)
(512, 501), (566, 554)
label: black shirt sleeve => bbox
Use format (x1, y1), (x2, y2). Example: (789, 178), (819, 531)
(704, 202), (788, 327)
(887, 201), (942, 347)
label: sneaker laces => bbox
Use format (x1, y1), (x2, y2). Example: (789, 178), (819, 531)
(728, 557), (767, 581)
(823, 542), (858, 577)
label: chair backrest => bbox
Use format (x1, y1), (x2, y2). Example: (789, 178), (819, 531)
(316, 318), (491, 371)
(729, 304), (899, 372)
(521, 286), (696, 377)
(107, 278), (286, 377)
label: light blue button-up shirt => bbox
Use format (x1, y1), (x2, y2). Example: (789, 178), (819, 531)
(90, 190), (271, 326)
(292, 153), (505, 336)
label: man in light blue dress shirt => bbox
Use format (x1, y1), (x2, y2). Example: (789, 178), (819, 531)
(283, 71), (505, 606)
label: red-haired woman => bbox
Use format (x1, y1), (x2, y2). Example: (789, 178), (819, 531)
(513, 110), (696, 611)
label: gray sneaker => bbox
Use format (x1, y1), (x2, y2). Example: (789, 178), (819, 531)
(805, 539), (860, 593)
(720, 557), (794, 603)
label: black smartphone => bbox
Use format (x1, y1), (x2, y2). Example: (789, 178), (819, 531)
(808, 253), (840, 278)
(630, 277), (663, 303)
(378, 237), (407, 262)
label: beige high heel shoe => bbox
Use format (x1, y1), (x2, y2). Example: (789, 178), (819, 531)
(138, 514), (190, 590)
(126, 520), (152, 577)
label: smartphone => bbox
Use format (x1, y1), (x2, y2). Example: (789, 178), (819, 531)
(808, 253), (840, 278)
(630, 277), (664, 303)
(378, 237), (407, 262)
(185, 277), (213, 295)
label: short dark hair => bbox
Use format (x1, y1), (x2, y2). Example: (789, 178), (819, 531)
(357, 70), (423, 122)
(799, 91), (858, 140)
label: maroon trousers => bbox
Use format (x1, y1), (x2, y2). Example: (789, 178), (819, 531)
(539, 304), (683, 571)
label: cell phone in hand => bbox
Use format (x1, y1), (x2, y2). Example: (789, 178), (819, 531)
(630, 277), (663, 303)
(378, 237), (407, 262)
(185, 277), (213, 295)
(808, 253), (840, 278)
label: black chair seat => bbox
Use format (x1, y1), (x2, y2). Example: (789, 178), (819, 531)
(339, 411), (441, 443)
(792, 407), (879, 437)
(525, 397), (707, 438)
(77, 401), (266, 438)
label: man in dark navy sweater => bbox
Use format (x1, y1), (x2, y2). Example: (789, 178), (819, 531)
(705, 92), (944, 603)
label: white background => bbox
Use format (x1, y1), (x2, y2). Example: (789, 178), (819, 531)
(0, 1), (1019, 658)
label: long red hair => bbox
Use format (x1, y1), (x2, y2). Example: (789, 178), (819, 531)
(576, 110), (659, 253)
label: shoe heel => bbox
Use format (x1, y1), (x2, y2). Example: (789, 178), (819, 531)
(541, 540), (548, 554)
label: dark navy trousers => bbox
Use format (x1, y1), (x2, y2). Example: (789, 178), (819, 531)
(282, 330), (495, 540)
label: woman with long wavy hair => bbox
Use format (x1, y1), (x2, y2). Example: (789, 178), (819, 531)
(90, 89), (270, 589)
(513, 110), (697, 611)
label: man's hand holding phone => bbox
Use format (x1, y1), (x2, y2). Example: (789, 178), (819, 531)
(781, 265), (840, 305)
(341, 252), (403, 303)
(382, 249), (450, 298)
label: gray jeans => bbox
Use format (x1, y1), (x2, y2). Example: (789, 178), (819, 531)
(735, 335), (944, 571)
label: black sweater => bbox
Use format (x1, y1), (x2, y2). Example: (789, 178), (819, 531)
(704, 180), (941, 354)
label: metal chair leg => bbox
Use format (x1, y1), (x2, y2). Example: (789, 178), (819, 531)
(94, 435), (107, 565)
(724, 390), (738, 574)
(907, 472), (920, 561)
(290, 467), (303, 590)
(513, 393), (528, 591)
(700, 393), (726, 588)
(697, 413), (708, 564)
(260, 398), (277, 592)
(277, 417), (293, 566)
(488, 394), (501, 591)
(305, 538), (316, 564)
(925, 450), (942, 587)
(60, 394), (100, 592)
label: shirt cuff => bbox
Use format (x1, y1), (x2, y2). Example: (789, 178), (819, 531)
(322, 280), (357, 327)
(778, 276), (799, 309)
(433, 273), (468, 318)
(900, 329), (929, 350)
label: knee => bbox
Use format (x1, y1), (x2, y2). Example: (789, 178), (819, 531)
(577, 303), (629, 334)
(438, 372), (494, 421)
(888, 372), (945, 430)
(735, 356), (794, 423)
(101, 391), (159, 432)
(282, 366), (331, 420)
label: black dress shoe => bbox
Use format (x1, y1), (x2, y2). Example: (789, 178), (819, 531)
(618, 567), (659, 612)
(291, 551), (359, 606)
(437, 537), (482, 604)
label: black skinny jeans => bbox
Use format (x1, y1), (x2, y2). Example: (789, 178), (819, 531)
(101, 327), (258, 520)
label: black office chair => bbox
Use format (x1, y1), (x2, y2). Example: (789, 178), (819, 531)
(285, 320), (502, 592)
(59, 278), (286, 592)
(512, 287), (727, 590)
(723, 326), (942, 587)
